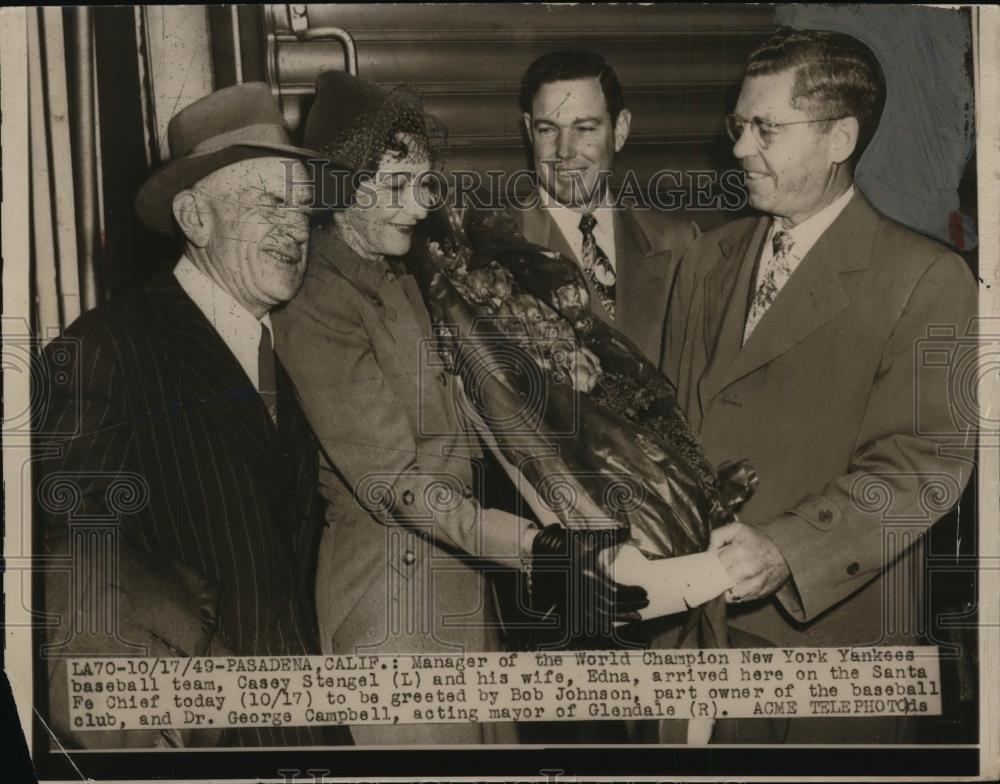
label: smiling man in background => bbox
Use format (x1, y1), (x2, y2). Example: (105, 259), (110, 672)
(514, 49), (700, 364)
(499, 48), (714, 746)
(663, 28), (975, 743)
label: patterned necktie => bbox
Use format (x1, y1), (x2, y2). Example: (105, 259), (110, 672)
(743, 229), (796, 344)
(258, 323), (278, 425)
(578, 212), (616, 320)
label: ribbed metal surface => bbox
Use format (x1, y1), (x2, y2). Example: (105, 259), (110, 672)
(264, 4), (776, 190)
(271, 4), (776, 37)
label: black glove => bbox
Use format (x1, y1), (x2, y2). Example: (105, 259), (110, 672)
(530, 525), (649, 641)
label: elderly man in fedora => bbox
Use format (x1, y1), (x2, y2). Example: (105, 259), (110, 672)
(36, 83), (351, 747)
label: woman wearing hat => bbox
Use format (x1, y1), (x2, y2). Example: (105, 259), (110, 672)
(272, 72), (643, 745)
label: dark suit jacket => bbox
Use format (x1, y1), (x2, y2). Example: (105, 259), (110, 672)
(663, 193), (976, 655)
(513, 202), (699, 362)
(36, 272), (348, 747)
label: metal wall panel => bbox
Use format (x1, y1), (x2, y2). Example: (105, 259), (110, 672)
(261, 3), (777, 203)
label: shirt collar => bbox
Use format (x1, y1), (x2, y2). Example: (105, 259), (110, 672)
(173, 255), (270, 389)
(538, 186), (614, 221)
(770, 185), (856, 259)
(537, 187), (616, 263)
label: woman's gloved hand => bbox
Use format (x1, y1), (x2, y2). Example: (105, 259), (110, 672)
(530, 524), (649, 639)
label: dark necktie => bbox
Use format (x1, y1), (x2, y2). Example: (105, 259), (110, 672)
(578, 212), (616, 320)
(258, 323), (278, 425)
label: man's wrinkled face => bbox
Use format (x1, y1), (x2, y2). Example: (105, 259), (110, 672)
(525, 77), (630, 208)
(193, 157), (314, 315)
(732, 69), (840, 227)
(340, 133), (433, 260)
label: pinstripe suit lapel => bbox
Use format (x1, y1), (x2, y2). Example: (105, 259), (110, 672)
(144, 275), (286, 513)
(275, 356), (319, 531)
(275, 357), (323, 648)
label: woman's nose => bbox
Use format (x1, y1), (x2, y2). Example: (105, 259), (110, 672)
(404, 185), (428, 220)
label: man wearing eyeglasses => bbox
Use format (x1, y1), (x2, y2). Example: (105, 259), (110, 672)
(662, 28), (975, 743)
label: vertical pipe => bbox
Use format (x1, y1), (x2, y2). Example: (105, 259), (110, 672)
(92, 28), (106, 294)
(70, 6), (100, 312)
(231, 4), (244, 84)
(135, 6), (160, 169)
(40, 7), (81, 326)
(27, 8), (60, 337)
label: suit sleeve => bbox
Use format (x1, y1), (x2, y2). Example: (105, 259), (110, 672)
(764, 253), (977, 622)
(274, 270), (530, 567)
(35, 318), (137, 542)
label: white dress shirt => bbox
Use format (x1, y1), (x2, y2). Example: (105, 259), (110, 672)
(753, 186), (856, 293)
(539, 188), (618, 271)
(173, 256), (273, 392)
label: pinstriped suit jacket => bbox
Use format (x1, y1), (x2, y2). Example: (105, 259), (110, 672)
(36, 272), (348, 747)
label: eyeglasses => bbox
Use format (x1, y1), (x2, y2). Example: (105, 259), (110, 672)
(725, 114), (847, 149)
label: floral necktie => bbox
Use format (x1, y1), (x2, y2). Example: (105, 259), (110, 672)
(743, 229), (796, 344)
(578, 212), (616, 320)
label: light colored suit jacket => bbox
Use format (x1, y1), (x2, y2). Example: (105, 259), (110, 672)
(513, 202), (700, 363)
(663, 192), (976, 650)
(273, 226), (521, 744)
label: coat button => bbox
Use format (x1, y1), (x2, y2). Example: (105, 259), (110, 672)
(462, 484), (473, 499)
(438, 372), (448, 386)
(818, 509), (833, 524)
(846, 562), (860, 576)
(402, 490), (415, 506)
(402, 549), (416, 566)
(385, 269), (396, 281)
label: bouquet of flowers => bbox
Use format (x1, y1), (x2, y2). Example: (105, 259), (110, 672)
(406, 206), (757, 561)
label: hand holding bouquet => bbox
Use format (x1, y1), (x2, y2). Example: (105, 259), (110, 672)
(409, 206), (757, 561)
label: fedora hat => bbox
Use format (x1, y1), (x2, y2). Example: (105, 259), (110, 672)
(135, 82), (323, 236)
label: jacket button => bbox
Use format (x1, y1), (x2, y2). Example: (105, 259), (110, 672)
(462, 484), (473, 499)
(818, 509), (833, 524)
(438, 372), (448, 386)
(402, 549), (416, 566)
(846, 562), (860, 575)
(402, 490), (415, 506)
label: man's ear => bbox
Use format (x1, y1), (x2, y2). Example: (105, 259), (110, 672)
(613, 108), (632, 153)
(172, 190), (212, 248)
(829, 116), (860, 164)
(522, 112), (534, 144)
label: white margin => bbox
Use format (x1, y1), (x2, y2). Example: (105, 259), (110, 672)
(2, 4), (35, 754)
(974, 4), (1000, 781)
